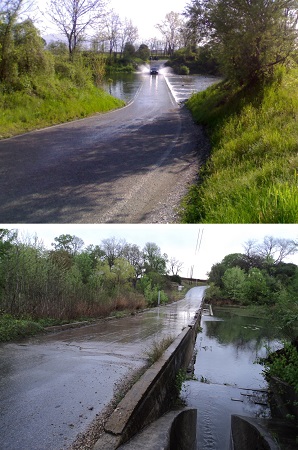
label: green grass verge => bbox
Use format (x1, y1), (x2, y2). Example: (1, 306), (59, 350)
(0, 77), (125, 139)
(182, 67), (298, 223)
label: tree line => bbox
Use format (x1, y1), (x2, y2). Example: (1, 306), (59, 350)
(206, 235), (298, 340)
(0, 229), (184, 321)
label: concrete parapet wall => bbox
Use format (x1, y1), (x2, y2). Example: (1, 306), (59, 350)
(231, 415), (281, 450)
(93, 311), (201, 450)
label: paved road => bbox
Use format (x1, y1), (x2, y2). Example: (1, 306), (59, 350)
(0, 68), (206, 223)
(0, 287), (206, 450)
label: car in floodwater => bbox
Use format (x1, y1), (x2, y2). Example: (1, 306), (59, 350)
(150, 67), (158, 75)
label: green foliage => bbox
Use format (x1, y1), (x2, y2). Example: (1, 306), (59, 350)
(122, 42), (136, 63)
(182, 67), (298, 223)
(176, 369), (187, 392)
(136, 44), (150, 61)
(222, 267), (246, 302)
(178, 65), (190, 75)
(0, 231), (179, 341)
(0, 314), (43, 342)
(143, 242), (168, 275)
(262, 342), (298, 393)
(206, 243), (298, 341)
(137, 275), (168, 307)
(185, 0), (298, 85)
(169, 45), (221, 75)
(0, 12), (124, 139)
(0, 18), (54, 87)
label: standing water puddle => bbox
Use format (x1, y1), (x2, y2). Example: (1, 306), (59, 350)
(182, 307), (282, 450)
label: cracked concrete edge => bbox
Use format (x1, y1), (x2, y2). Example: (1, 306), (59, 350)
(93, 309), (201, 450)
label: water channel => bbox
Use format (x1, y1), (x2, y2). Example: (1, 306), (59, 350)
(182, 306), (283, 450)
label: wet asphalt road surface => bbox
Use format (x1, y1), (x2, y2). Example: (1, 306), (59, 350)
(0, 287), (206, 450)
(0, 67), (206, 223)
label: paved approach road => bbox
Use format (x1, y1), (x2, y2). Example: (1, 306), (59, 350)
(0, 70), (207, 223)
(0, 287), (206, 450)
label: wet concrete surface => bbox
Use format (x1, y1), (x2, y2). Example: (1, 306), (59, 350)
(0, 287), (206, 450)
(0, 62), (215, 224)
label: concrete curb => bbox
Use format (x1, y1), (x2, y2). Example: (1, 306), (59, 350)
(93, 311), (201, 449)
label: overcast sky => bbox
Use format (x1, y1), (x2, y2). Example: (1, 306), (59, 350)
(5, 224), (298, 279)
(109, 0), (188, 40)
(36, 0), (188, 41)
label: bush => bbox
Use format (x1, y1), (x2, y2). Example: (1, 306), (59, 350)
(179, 65), (190, 75)
(0, 314), (43, 342)
(262, 342), (298, 393)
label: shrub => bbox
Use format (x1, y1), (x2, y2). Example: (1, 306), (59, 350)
(262, 342), (298, 393)
(0, 314), (43, 342)
(179, 65), (190, 75)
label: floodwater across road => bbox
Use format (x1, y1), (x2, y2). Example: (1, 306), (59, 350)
(0, 286), (206, 450)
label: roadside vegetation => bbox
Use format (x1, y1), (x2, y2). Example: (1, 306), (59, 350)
(0, 1), (153, 138)
(181, 66), (298, 223)
(177, 0), (298, 223)
(205, 235), (298, 394)
(0, 229), (187, 342)
(0, 14), (125, 138)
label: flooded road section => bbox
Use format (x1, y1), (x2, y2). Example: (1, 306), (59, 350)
(0, 62), (217, 224)
(183, 307), (281, 450)
(0, 287), (206, 450)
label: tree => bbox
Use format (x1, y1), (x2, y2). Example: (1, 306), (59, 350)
(101, 237), (125, 270)
(168, 257), (183, 276)
(156, 11), (184, 55)
(13, 19), (52, 76)
(245, 268), (270, 304)
(51, 234), (84, 255)
(118, 18), (138, 55)
(0, 0), (35, 82)
(101, 9), (121, 56)
(122, 243), (144, 286)
(244, 236), (298, 264)
(85, 244), (105, 268)
(183, 0), (210, 46)
(46, 0), (107, 57)
(136, 43), (150, 61)
(222, 266), (247, 301)
(185, 0), (298, 84)
(257, 236), (298, 264)
(143, 242), (168, 275)
(122, 41), (135, 62)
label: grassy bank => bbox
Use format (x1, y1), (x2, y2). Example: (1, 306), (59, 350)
(0, 77), (125, 139)
(182, 67), (298, 223)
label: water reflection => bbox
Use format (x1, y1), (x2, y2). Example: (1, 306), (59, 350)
(100, 72), (144, 103)
(183, 307), (283, 450)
